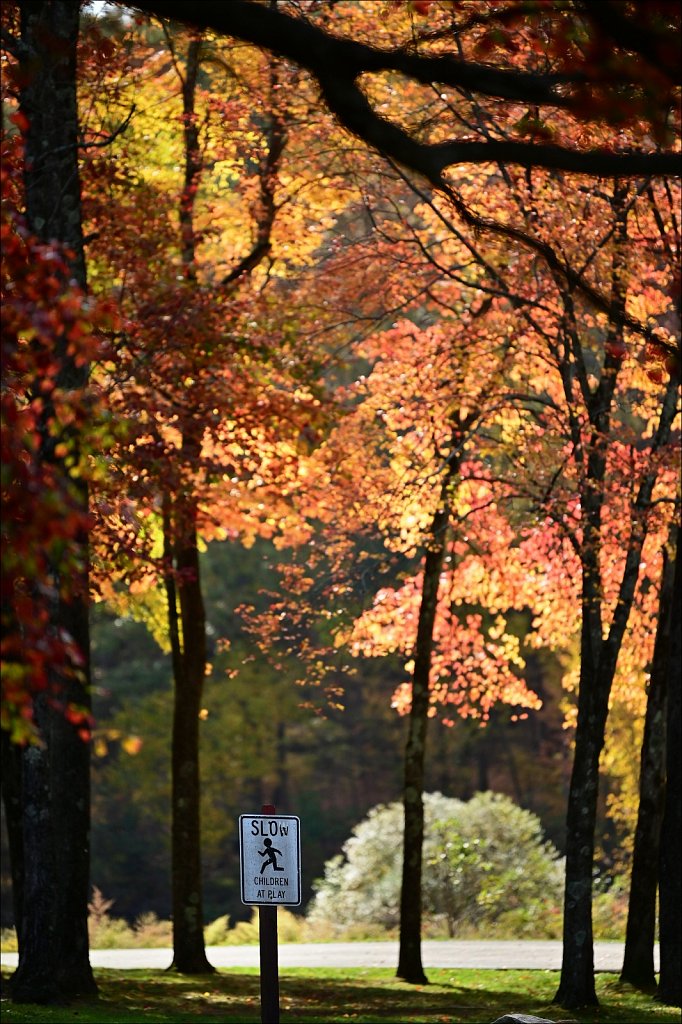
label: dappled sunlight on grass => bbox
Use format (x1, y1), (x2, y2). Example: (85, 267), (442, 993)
(1, 967), (679, 1023)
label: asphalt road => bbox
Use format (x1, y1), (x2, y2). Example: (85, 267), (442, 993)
(1, 940), (650, 972)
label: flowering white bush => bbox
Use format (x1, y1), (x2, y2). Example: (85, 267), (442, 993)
(307, 791), (564, 938)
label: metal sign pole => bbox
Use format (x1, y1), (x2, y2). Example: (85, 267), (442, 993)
(259, 902), (279, 1024)
(259, 803), (279, 1024)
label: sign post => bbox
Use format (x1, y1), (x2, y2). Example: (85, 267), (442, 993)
(239, 807), (301, 1024)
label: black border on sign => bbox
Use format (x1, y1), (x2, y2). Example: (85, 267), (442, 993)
(239, 814), (301, 906)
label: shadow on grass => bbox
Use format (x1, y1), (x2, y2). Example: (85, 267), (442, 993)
(1, 968), (679, 1024)
(66, 972), (556, 1023)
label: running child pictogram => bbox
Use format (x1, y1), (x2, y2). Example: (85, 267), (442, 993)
(259, 837), (285, 873)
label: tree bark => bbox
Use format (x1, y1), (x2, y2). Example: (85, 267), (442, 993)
(9, 1), (96, 1003)
(164, 492), (214, 975)
(554, 188), (678, 1010)
(397, 450), (458, 984)
(554, 652), (605, 1008)
(554, 377), (679, 1010)
(658, 533), (681, 1006)
(156, 33), (214, 976)
(159, 29), (284, 973)
(1, 689), (24, 948)
(621, 531), (675, 990)
(553, 190), (626, 1010)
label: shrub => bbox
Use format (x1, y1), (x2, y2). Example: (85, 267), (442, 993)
(204, 908), (307, 945)
(0, 928), (18, 952)
(88, 886), (172, 948)
(592, 879), (629, 941)
(219, 911), (260, 945)
(89, 912), (137, 949)
(204, 914), (232, 945)
(426, 792), (564, 936)
(307, 792), (564, 939)
(133, 911), (173, 947)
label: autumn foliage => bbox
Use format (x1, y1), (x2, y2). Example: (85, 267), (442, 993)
(1, 130), (116, 741)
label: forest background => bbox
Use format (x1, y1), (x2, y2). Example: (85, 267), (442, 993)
(1, 0), (680, 1013)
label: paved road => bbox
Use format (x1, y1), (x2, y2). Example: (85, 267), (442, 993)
(1, 940), (650, 972)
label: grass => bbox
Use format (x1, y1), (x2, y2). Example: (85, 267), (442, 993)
(1, 967), (679, 1024)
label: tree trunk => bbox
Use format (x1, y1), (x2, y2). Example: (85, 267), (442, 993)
(9, 1), (96, 1003)
(159, 29), (284, 973)
(658, 533), (681, 1006)
(552, 187), (679, 1011)
(164, 495), (214, 975)
(554, 657), (605, 1008)
(397, 452), (458, 984)
(621, 531), (675, 990)
(1, 695), (24, 946)
(179, 37), (201, 273)
(161, 33), (213, 975)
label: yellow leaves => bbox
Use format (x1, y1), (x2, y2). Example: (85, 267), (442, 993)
(394, 501), (437, 552)
(92, 731), (143, 758)
(122, 735), (144, 755)
(487, 615), (506, 640)
(103, 582), (171, 653)
(627, 284), (673, 323)
(93, 736), (108, 758)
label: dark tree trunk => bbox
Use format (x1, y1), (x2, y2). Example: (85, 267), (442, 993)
(553, 193), (624, 1009)
(396, 537), (440, 985)
(159, 30), (284, 974)
(9, 1), (96, 1004)
(179, 37), (201, 272)
(554, 378), (679, 1011)
(397, 451), (459, 984)
(658, 533), (681, 1006)
(553, 188), (678, 1011)
(272, 721), (289, 809)
(164, 495), (214, 975)
(161, 34), (213, 976)
(0, 732), (24, 948)
(554, 652), (605, 1008)
(621, 531), (675, 990)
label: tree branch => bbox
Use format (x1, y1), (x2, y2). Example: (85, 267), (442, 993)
(131, 0), (681, 179)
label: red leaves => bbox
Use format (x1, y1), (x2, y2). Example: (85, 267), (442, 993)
(1, 158), (114, 738)
(644, 337), (680, 383)
(8, 110), (29, 134)
(604, 338), (628, 362)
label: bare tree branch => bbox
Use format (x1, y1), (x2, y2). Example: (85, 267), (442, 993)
(130, 0), (681, 179)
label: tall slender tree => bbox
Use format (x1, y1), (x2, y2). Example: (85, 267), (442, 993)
(79, 13), (293, 971)
(621, 527), (677, 990)
(161, 31), (214, 976)
(397, 433), (459, 985)
(658, 535), (681, 1006)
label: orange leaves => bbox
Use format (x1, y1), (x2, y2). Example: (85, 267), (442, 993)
(345, 548), (542, 725)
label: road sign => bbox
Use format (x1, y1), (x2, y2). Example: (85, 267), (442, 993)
(239, 814), (301, 906)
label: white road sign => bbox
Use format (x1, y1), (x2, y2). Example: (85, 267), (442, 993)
(239, 814), (301, 906)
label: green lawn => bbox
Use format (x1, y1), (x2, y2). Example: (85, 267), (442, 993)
(1, 968), (679, 1024)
